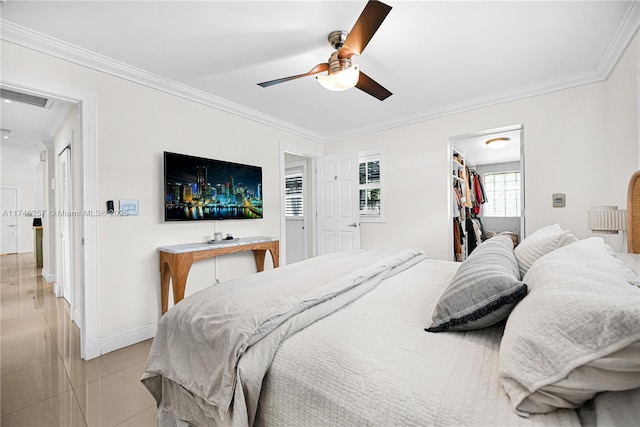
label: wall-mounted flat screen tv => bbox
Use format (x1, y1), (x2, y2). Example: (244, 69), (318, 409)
(164, 151), (263, 221)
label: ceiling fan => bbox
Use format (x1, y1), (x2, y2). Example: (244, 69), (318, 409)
(257, 0), (393, 101)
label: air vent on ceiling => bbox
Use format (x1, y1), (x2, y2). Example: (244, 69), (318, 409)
(1, 89), (52, 109)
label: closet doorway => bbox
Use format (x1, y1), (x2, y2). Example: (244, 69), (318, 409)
(449, 125), (525, 262)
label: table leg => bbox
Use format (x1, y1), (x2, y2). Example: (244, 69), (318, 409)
(270, 241), (280, 268)
(160, 251), (194, 314)
(253, 250), (267, 272)
(160, 260), (171, 314)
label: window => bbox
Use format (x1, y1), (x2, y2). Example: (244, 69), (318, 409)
(359, 150), (385, 222)
(483, 171), (521, 217)
(285, 172), (303, 217)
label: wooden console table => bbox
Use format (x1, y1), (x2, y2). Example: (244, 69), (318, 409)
(158, 237), (279, 314)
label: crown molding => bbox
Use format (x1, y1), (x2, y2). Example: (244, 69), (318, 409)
(0, 20), (325, 143)
(597, 1), (640, 78)
(324, 68), (605, 143)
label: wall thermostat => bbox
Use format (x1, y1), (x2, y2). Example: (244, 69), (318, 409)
(552, 193), (566, 208)
(119, 199), (139, 216)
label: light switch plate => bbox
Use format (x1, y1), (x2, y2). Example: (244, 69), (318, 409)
(119, 199), (139, 215)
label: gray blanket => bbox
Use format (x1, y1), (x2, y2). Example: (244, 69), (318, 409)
(142, 248), (425, 426)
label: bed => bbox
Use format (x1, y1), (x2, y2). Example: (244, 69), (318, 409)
(142, 225), (640, 427)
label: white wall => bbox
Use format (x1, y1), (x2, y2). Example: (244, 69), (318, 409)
(1, 40), (323, 343)
(324, 32), (639, 260)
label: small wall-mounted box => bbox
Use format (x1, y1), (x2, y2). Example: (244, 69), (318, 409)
(119, 199), (139, 216)
(552, 193), (566, 208)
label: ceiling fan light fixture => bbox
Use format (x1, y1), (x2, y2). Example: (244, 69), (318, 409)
(316, 64), (360, 92)
(485, 137), (511, 150)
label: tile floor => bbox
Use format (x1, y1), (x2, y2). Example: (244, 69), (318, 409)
(1, 253), (157, 426)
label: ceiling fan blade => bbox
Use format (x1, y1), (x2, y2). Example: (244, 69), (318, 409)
(258, 63), (329, 88)
(356, 71), (392, 101)
(339, 0), (392, 59)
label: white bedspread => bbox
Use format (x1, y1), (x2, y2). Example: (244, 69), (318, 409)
(255, 259), (581, 427)
(142, 248), (425, 426)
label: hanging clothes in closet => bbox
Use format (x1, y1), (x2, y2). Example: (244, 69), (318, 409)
(462, 166), (473, 209)
(468, 170), (487, 215)
(452, 174), (466, 262)
(465, 170), (487, 256)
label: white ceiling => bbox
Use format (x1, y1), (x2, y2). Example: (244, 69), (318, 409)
(452, 127), (521, 166)
(0, 0), (638, 152)
(0, 95), (73, 167)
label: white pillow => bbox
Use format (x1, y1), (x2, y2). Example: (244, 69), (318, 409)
(513, 223), (577, 278)
(603, 245), (640, 287)
(499, 237), (640, 416)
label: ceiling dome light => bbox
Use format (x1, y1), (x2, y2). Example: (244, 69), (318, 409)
(485, 137), (511, 150)
(316, 64), (360, 92)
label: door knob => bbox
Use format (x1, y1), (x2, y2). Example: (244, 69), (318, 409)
(348, 223), (358, 227)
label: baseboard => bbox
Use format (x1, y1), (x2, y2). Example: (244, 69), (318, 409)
(100, 322), (158, 356)
(41, 269), (56, 283)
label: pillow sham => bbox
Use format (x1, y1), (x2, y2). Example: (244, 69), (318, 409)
(499, 237), (640, 416)
(425, 235), (527, 332)
(513, 223), (577, 278)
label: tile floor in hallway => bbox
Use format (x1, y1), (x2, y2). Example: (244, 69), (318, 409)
(1, 253), (157, 427)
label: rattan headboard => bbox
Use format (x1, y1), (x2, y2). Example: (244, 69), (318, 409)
(628, 170), (640, 254)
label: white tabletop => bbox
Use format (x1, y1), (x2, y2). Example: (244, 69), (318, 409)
(158, 236), (278, 254)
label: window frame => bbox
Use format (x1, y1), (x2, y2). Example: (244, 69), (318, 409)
(359, 148), (386, 223)
(482, 170), (521, 218)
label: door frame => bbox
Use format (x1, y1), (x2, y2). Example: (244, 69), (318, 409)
(279, 142), (322, 266)
(1, 71), (100, 360)
(447, 124), (526, 261)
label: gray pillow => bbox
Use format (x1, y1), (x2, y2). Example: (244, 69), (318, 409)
(426, 235), (527, 332)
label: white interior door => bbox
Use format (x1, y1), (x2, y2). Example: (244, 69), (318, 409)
(58, 147), (73, 305)
(1, 188), (19, 254)
(316, 152), (360, 255)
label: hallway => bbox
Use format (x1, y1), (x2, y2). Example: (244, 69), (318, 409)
(1, 253), (156, 426)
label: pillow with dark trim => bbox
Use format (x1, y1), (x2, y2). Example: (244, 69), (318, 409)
(425, 235), (527, 332)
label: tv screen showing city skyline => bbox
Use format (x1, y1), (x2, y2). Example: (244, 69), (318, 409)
(164, 151), (263, 221)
